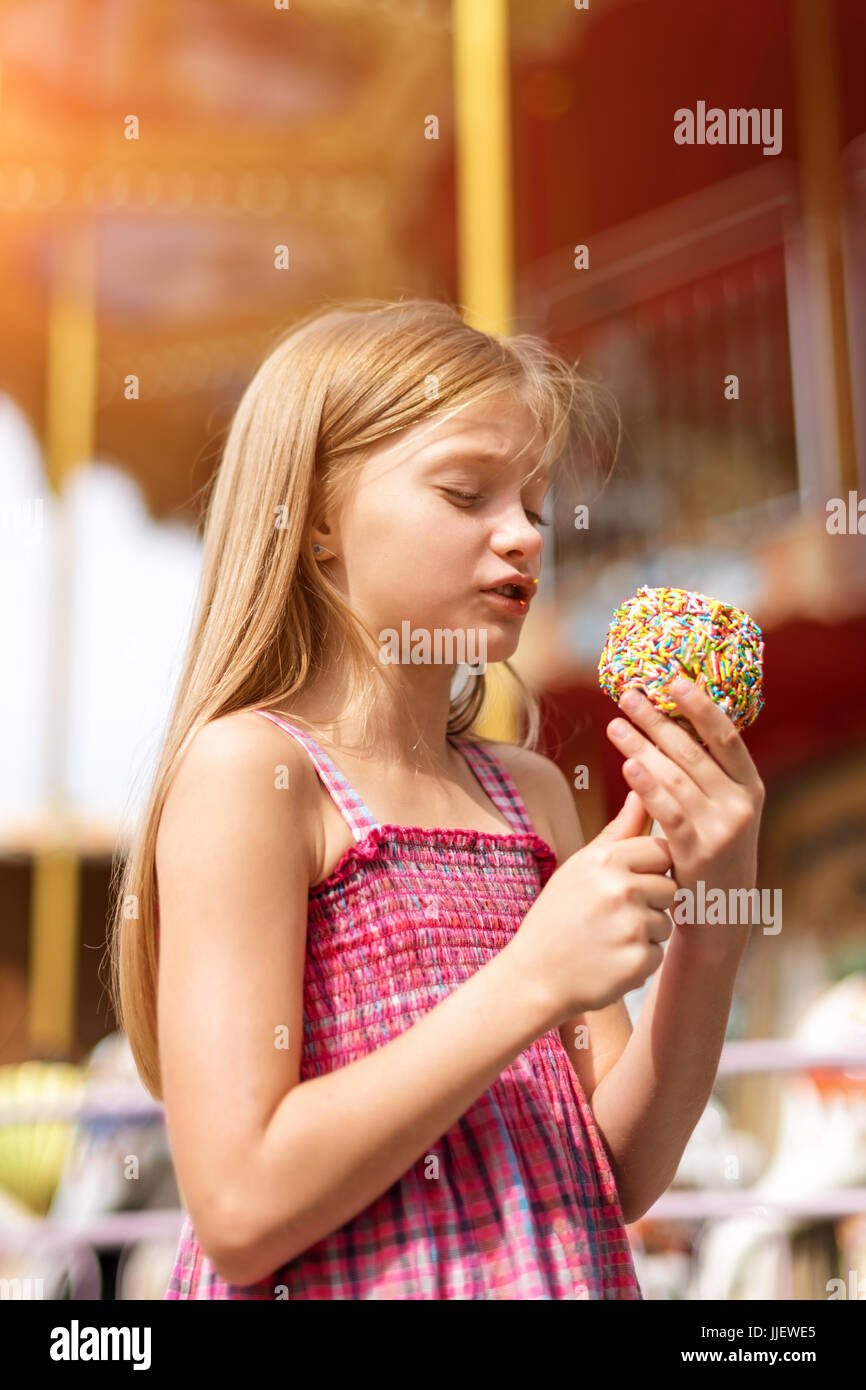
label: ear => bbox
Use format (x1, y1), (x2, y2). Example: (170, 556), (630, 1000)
(309, 513), (338, 555)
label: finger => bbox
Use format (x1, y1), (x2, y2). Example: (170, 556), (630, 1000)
(639, 874), (680, 910)
(607, 835), (674, 873)
(667, 677), (760, 786)
(608, 720), (707, 817)
(611, 689), (727, 798)
(593, 789), (649, 843)
(645, 909), (674, 946)
(621, 758), (698, 847)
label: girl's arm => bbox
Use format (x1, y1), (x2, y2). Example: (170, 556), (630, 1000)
(588, 679), (763, 1222)
(492, 744), (636, 1109)
(588, 925), (747, 1224)
(157, 714), (561, 1290)
(500, 703), (755, 1225)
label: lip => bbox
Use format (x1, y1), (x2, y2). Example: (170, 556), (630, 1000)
(481, 573), (536, 600)
(480, 587), (534, 615)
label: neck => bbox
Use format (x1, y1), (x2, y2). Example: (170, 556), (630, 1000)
(270, 660), (476, 775)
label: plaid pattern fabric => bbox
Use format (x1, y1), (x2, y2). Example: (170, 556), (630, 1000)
(164, 712), (642, 1300)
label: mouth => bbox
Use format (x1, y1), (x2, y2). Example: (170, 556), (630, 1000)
(481, 575), (536, 601)
(480, 578), (536, 613)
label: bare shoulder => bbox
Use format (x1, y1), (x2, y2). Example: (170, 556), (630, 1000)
(157, 709), (319, 869)
(155, 708), (319, 1270)
(159, 709), (317, 802)
(478, 737), (577, 804)
(472, 738), (584, 860)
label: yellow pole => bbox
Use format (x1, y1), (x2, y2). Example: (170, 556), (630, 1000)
(453, 0), (519, 741)
(28, 221), (97, 1056)
(453, 0), (513, 335)
(791, 0), (858, 493)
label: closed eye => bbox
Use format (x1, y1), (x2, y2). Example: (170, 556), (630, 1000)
(444, 489), (483, 504)
(443, 489), (550, 527)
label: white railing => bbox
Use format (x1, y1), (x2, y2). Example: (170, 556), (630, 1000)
(1, 1042), (864, 1295)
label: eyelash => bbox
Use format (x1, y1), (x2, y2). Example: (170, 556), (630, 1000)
(444, 489), (551, 528)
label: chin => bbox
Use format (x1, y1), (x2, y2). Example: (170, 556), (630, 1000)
(457, 626), (519, 669)
(380, 612), (517, 670)
(478, 633), (517, 664)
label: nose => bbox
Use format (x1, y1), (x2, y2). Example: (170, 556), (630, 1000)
(491, 504), (545, 563)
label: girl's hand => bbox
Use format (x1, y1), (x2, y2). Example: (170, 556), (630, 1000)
(506, 790), (678, 1022)
(605, 677), (766, 944)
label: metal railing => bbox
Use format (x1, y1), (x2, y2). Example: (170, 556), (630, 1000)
(1, 1041), (864, 1295)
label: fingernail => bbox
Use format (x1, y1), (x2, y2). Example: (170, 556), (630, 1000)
(609, 718), (630, 738)
(619, 689), (641, 713)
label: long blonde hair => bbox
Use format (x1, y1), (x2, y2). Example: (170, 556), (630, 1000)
(105, 297), (616, 1099)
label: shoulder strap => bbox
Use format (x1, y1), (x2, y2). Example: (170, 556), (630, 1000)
(254, 710), (380, 842)
(448, 735), (534, 835)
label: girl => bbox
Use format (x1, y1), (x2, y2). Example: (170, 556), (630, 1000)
(108, 298), (764, 1299)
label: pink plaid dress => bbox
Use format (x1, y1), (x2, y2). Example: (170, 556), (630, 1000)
(164, 711), (642, 1300)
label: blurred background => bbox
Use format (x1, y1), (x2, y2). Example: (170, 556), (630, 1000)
(1, 0), (865, 1301)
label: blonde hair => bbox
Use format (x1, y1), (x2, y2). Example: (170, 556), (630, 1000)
(105, 296), (617, 1099)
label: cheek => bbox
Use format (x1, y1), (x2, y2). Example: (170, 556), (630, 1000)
(345, 493), (477, 608)
(354, 489), (432, 550)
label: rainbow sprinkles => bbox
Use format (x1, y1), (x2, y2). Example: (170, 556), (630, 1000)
(598, 585), (765, 732)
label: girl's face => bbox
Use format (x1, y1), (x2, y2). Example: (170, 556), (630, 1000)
(321, 391), (551, 667)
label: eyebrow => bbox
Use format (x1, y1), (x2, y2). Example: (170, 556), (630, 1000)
(418, 442), (552, 483)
